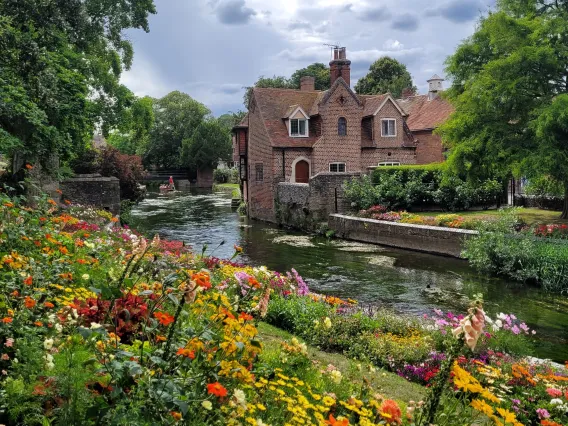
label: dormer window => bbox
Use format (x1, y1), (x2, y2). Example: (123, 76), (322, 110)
(381, 119), (396, 137)
(290, 118), (308, 137)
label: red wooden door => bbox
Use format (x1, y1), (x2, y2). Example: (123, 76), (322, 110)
(295, 160), (309, 183)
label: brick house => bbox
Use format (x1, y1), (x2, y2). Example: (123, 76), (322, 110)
(233, 47), (453, 222)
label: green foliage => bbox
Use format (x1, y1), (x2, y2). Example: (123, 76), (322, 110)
(0, 0), (156, 170)
(213, 168), (239, 184)
(289, 63), (331, 91)
(145, 91), (210, 168)
(216, 111), (247, 132)
(107, 97), (155, 156)
(344, 166), (503, 211)
(181, 120), (231, 171)
(354, 57), (416, 97)
(525, 175), (564, 197)
(439, 2), (568, 216)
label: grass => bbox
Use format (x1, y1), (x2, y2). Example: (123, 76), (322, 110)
(214, 183), (239, 189)
(257, 322), (425, 403)
(413, 207), (567, 225)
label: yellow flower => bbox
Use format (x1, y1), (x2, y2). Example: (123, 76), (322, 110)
(470, 399), (494, 416)
(256, 403), (266, 411)
(323, 317), (332, 329)
(202, 400), (213, 410)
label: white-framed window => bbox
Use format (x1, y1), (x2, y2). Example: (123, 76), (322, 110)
(378, 161), (401, 167)
(381, 119), (396, 137)
(290, 118), (308, 137)
(329, 162), (346, 173)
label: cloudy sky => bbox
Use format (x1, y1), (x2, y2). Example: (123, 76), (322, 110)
(122, 0), (495, 116)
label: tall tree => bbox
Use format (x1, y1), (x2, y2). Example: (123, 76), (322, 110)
(289, 63), (331, 91)
(438, 0), (568, 217)
(243, 75), (290, 108)
(354, 57), (416, 98)
(107, 96), (155, 155)
(0, 0), (157, 171)
(144, 91), (210, 169)
(181, 120), (231, 171)
(217, 111), (247, 132)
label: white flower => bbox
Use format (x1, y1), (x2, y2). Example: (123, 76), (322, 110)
(299, 343), (308, 355)
(90, 322), (103, 330)
(201, 400), (212, 410)
(84, 242), (94, 249)
(256, 419), (270, 426)
(82, 274), (90, 281)
(550, 398), (563, 406)
(55, 323), (63, 333)
(43, 338), (54, 350)
(369, 365), (376, 373)
(233, 389), (246, 407)
(324, 317), (332, 329)
(497, 313), (507, 320)
(46, 361), (55, 370)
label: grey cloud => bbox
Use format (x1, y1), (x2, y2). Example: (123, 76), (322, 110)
(356, 7), (392, 22)
(314, 21), (332, 34)
(287, 21), (313, 31)
(391, 14), (420, 31)
(426, 0), (483, 23)
(219, 84), (243, 94)
(215, 0), (256, 25)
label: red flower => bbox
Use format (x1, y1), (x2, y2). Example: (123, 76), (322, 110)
(239, 312), (254, 321)
(380, 399), (402, 424)
(24, 276), (33, 286)
(192, 272), (211, 290)
(325, 414), (349, 425)
(176, 348), (196, 359)
(2, 317), (12, 324)
(207, 382), (228, 397)
(44, 302), (55, 309)
(154, 311), (175, 326)
(24, 296), (36, 309)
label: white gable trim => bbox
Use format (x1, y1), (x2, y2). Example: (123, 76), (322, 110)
(372, 94), (406, 117)
(287, 106), (309, 120)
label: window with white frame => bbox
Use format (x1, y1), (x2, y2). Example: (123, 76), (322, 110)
(290, 118), (308, 137)
(329, 162), (346, 173)
(378, 161), (401, 167)
(381, 119), (396, 137)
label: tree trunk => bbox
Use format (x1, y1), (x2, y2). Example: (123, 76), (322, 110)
(562, 182), (568, 219)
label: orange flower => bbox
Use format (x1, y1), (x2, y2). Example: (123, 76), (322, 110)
(24, 296), (36, 309)
(239, 312), (254, 321)
(75, 239), (84, 247)
(24, 276), (33, 286)
(206, 382), (228, 397)
(34, 240), (41, 247)
(170, 412), (182, 421)
(156, 335), (167, 342)
(234, 244), (243, 253)
(154, 311), (175, 326)
(34, 321), (43, 327)
(3, 202), (14, 208)
(380, 399), (402, 425)
(176, 348), (196, 359)
(2, 317), (12, 324)
(59, 246), (69, 255)
(76, 259), (87, 264)
(11, 290), (19, 297)
(248, 277), (261, 289)
(111, 217), (119, 223)
(47, 199), (57, 206)
(541, 421), (563, 426)
(325, 415), (349, 426)
(44, 302), (55, 309)
(64, 200), (71, 205)
(56, 189), (62, 194)
(192, 272), (211, 290)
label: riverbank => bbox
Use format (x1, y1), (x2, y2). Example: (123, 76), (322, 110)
(2, 193), (567, 425)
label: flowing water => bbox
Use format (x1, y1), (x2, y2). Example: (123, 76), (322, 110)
(130, 190), (568, 362)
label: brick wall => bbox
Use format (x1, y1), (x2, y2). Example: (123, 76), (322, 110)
(248, 96), (276, 221)
(415, 130), (445, 164)
(312, 84), (363, 174)
(273, 149), (314, 183)
(60, 174), (121, 214)
(373, 100), (407, 148)
(329, 214), (477, 258)
(361, 147), (417, 169)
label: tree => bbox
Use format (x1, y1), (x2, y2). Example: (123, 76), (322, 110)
(243, 75), (290, 108)
(0, 0), (156, 172)
(144, 91), (210, 169)
(289, 63), (330, 91)
(438, 0), (568, 217)
(354, 57), (416, 98)
(217, 111), (247, 132)
(107, 96), (155, 155)
(181, 120), (231, 171)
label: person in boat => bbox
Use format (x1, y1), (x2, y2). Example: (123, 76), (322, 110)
(168, 176), (175, 190)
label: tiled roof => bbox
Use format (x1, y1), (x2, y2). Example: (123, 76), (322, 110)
(397, 94), (454, 131)
(360, 94), (388, 117)
(253, 87), (321, 148)
(233, 113), (249, 128)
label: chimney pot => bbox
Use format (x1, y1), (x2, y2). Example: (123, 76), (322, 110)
(300, 76), (316, 91)
(329, 47), (351, 87)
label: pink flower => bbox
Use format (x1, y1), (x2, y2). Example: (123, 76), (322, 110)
(511, 325), (520, 335)
(536, 408), (550, 419)
(1, 354), (9, 361)
(520, 323), (529, 333)
(546, 388), (563, 398)
(4, 338), (14, 347)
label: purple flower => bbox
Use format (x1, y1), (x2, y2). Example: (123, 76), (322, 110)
(536, 408), (550, 419)
(291, 268), (309, 296)
(511, 325), (520, 335)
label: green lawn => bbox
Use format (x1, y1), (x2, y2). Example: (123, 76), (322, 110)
(414, 207), (567, 225)
(213, 183), (239, 189)
(257, 322), (425, 403)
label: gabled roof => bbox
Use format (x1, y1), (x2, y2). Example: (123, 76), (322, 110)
(397, 94), (454, 131)
(233, 113), (249, 129)
(369, 93), (407, 117)
(283, 105), (309, 119)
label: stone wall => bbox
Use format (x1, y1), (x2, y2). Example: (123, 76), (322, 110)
(60, 174), (121, 214)
(276, 172), (359, 229)
(328, 214), (478, 258)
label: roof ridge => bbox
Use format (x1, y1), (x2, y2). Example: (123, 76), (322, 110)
(253, 87), (322, 93)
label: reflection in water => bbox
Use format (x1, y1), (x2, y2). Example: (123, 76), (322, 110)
(131, 190), (568, 362)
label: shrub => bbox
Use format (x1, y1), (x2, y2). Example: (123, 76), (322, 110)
(525, 175), (564, 198)
(98, 147), (146, 201)
(213, 168), (230, 183)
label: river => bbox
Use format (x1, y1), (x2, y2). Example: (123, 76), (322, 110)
(130, 190), (568, 362)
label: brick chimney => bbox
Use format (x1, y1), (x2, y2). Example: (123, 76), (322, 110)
(329, 47), (351, 87)
(427, 74), (444, 100)
(300, 76), (316, 91)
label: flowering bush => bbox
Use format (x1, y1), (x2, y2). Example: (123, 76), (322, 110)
(534, 224), (568, 239)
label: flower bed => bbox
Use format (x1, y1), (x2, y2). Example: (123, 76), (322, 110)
(358, 205), (472, 229)
(0, 194), (566, 425)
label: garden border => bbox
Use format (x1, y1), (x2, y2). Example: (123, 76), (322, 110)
(328, 214), (478, 258)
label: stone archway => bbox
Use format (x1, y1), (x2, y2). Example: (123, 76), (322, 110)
(290, 157), (311, 183)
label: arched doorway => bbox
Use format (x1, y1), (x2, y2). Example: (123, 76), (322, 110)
(294, 160), (310, 183)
